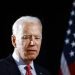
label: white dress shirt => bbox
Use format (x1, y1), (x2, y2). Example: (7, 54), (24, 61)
(12, 51), (37, 75)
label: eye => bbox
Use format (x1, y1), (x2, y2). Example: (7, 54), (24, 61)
(22, 36), (30, 39)
(35, 36), (41, 39)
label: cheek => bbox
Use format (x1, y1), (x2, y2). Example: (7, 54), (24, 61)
(16, 40), (22, 47)
(22, 40), (29, 47)
(36, 41), (42, 52)
(38, 40), (42, 47)
(16, 39), (25, 49)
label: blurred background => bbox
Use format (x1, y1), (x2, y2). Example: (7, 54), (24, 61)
(0, 0), (73, 75)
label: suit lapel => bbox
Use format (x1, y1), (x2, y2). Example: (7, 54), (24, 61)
(6, 55), (21, 75)
(34, 64), (45, 75)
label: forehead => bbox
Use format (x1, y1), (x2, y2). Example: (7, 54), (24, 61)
(23, 21), (42, 27)
(23, 21), (41, 29)
(20, 22), (42, 35)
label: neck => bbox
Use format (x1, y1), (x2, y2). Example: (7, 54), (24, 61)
(23, 59), (33, 65)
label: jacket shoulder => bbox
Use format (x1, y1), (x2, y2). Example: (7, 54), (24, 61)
(0, 55), (21, 75)
(0, 58), (10, 74)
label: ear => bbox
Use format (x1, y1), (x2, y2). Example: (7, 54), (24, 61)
(11, 35), (16, 47)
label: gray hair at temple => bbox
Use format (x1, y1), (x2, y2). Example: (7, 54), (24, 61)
(12, 16), (42, 36)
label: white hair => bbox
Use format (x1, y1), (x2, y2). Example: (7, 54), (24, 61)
(12, 16), (42, 35)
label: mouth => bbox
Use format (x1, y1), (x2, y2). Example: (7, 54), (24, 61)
(26, 49), (37, 53)
(27, 49), (36, 51)
(27, 47), (37, 51)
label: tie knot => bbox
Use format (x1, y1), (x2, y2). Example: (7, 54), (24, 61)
(26, 64), (31, 70)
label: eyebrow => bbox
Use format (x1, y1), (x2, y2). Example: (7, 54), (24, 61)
(23, 34), (42, 37)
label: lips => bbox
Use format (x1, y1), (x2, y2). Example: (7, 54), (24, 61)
(27, 47), (37, 50)
(27, 49), (36, 51)
(27, 48), (37, 52)
(26, 49), (37, 55)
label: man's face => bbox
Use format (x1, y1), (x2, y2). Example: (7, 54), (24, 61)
(13, 22), (42, 61)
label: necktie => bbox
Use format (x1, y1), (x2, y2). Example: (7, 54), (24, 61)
(26, 64), (32, 75)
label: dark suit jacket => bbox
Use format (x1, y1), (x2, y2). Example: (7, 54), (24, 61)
(0, 55), (50, 75)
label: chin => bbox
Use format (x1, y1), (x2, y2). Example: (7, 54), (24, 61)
(23, 53), (39, 60)
(28, 55), (37, 60)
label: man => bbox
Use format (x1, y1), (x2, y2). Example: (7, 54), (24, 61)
(0, 16), (50, 75)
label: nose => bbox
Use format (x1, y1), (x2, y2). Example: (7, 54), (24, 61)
(30, 41), (34, 45)
(29, 36), (35, 45)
